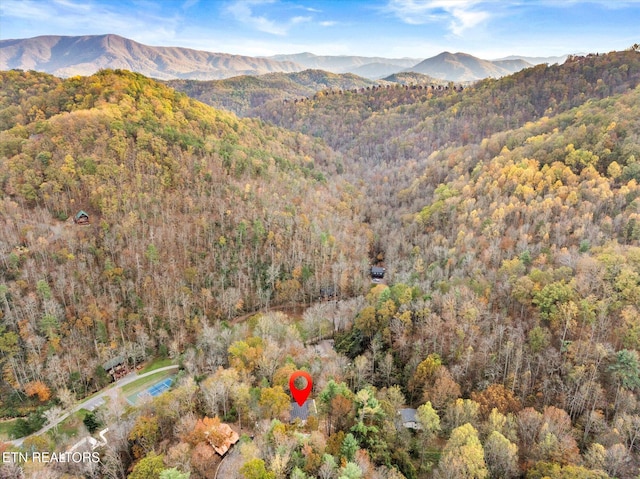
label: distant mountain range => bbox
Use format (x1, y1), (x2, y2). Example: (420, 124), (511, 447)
(0, 34), (301, 80)
(0, 34), (563, 82)
(494, 54), (569, 65)
(267, 52), (540, 81)
(267, 52), (421, 79)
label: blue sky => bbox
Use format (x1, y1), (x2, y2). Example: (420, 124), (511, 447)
(0, 0), (638, 59)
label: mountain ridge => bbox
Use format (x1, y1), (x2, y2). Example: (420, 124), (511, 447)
(2, 34), (544, 82)
(0, 34), (304, 80)
(493, 53), (569, 64)
(267, 52), (422, 79)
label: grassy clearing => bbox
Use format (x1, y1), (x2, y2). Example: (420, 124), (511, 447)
(139, 358), (175, 374)
(0, 419), (17, 440)
(45, 409), (88, 443)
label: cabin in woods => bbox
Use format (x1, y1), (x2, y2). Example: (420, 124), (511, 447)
(320, 286), (337, 300)
(398, 408), (420, 430)
(74, 210), (89, 225)
(213, 423), (240, 456)
(102, 356), (127, 381)
(290, 399), (317, 424)
(370, 266), (386, 279)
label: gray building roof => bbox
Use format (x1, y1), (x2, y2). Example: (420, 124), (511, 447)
(102, 355), (125, 371)
(290, 401), (310, 421)
(399, 408), (417, 424)
(290, 400), (318, 422)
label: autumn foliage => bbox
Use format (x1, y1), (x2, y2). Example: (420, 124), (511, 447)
(24, 380), (51, 402)
(1, 49), (640, 478)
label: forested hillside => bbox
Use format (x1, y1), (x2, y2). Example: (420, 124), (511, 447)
(166, 69), (379, 117)
(256, 51), (640, 162)
(0, 68), (370, 403)
(1, 49), (640, 479)
(250, 49), (640, 478)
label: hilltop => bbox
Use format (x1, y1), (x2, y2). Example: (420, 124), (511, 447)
(408, 51), (532, 81)
(382, 71), (449, 85)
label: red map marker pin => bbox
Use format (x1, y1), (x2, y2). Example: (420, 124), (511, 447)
(289, 370), (313, 406)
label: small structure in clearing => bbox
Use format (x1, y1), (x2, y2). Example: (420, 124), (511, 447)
(320, 286), (337, 300)
(398, 408), (420, 430)
(74, 210), (90, 225)
(370, 266), (386, 280)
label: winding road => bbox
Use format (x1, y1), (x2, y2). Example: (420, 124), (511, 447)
(6, 365), (179, 447)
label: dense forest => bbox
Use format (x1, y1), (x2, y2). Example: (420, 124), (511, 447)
(165, 71), (449, 118)
(1, 49), (640, 479)
(0, 68), (370, 413)
(165, 70), (380, 117)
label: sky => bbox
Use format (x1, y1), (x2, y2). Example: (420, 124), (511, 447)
(0, 0), (638, 60)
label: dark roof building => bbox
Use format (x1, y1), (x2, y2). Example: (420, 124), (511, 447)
(320, 286), (336, 299)
(371, 266), (386, 278)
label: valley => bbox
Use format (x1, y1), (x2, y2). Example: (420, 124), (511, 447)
(1, 45), (640, 479)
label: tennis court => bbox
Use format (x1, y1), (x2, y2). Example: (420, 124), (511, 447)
(146, 377), (173, 397)
(126, 375), (175, 405)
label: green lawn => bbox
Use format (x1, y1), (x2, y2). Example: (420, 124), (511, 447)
(139, 358), (175, 374)
(43, 409), (89, 445)
(0, 419), (17, 440)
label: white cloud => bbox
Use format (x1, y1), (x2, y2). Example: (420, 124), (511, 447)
(448, 4), (489, 35)
(52, 0), (92, 12)
(291, 16), (312, 24)
(0, 0), (182, 45)
(226, 0), (285, 35)
(320, 21), (337, 27)
(0, 0), (56, 21)
(226, 0), (310, 36)
(385, 0), (491, 35)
